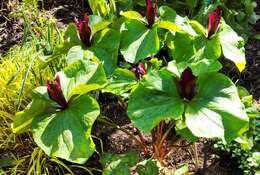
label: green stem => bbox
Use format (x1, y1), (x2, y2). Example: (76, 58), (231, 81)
(91, 135), (104, 154)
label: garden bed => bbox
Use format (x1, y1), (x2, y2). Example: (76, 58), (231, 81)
(0, 0), (259, 174)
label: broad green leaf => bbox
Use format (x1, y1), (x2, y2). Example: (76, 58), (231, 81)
(32, 95), (100, 164)
(218, 20), (246, 72)
(70, 84), (103, 97)
(88, 15), (102, 28)
(167, 59), (222, 79)
(189, 59), (222, 76)
(12, 110), (34, 134)
(167, 60), (181, 78)
(92, 21), (111, 36)
(63, 23), (82, 47)
(67, 46), (84, 64)
(168, 33), (194, 63)
(100, 152), (139, 175)
(190, 36), (222, 75)
(156, 21), (183, 33)
(189, 20), (206, 36)
(67, 47), (100, 66)
(170, 33), (221, 63)
(91, 28), (120, 75)
(120, 11), (145, 22)
(120, 20), (160, 63)
(92, 28), (120, 55)
(60, 59), (107, 99)
(88, 47), (116, 76)
(194, 35), (222, 60)
(104, 68), (137, 96)
(158, 6), (177, 21)
(12, 87), (53, 134)
(88, 15), (111, 36)
(176, 120), (198, 142)
(127, 70), (184, 133)
(158, 6), (197, 36)
(185, 73), (249, 141)
(136, 159), (159, 175)
(168, 33), (222, 76)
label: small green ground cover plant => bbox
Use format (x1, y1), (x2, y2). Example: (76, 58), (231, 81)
(130, 0), (259, 39)
(214, 86), (260, 175)
(7, 0), (258, 174)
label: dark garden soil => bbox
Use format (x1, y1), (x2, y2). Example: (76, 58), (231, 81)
(40, 0), (89, 26)
(0, 0), (24, 54)
(0, 0), (259, 174)
(244, 0), (260, 100)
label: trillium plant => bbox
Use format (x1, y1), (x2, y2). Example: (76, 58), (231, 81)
(131, 62), (147, 80)
(207, 7), (222, 39)
(74, 15), (92, 47)
(145, 0), (157, 28)
(47, 75), (68, 110)
(13, 1), (250, 173)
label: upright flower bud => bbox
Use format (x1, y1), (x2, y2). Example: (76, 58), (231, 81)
(75, 15), (92, 46)
(207, 7), (222, 39)
(145, 0), (157, 28)
(132, 62), (147, 80)
(178, 68), (197, 101)
(47, 75), (68, 109)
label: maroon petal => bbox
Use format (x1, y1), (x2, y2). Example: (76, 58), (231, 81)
(47, 75), (68, 109)
(75, 15), (92, 46)
(145, 0), (157, 27)
(207, 7), (222, 39)
(132, 62), (147, 80)
(178, 68), (197, 100)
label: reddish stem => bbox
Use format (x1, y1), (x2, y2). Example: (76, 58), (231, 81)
(136, 128), (148, 155)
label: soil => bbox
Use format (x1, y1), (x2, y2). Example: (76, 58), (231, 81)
(244, 0), (260, 99)
(0, 0), (259, 175)
(0, 0), (23, 54)
(40, 0), (89, 25)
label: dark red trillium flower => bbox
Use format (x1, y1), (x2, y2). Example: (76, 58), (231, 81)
(74, 15), (91, 47)
(207, 7), (222, 39)
(47, 75), (68, 109)
(178, 68), (197, 101)
(145, 0), (157, 28)
(132, 62), (147, 80)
